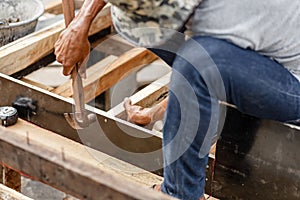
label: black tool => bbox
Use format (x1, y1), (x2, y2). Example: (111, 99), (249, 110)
(12, 96), (37, 119)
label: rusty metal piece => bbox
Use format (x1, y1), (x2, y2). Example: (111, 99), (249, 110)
(3, 167), (21, 192)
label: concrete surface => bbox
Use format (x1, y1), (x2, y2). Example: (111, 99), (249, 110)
(21, 177), (76, 200)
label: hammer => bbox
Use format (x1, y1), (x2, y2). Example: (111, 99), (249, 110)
(62, 0), (96, 129)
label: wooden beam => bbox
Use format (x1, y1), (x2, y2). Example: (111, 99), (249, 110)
(0, 5), (111, 75)
(52, 48), (158, 103)
(44, 0), (63, 14)
(51, 55), (118, 101)
(0, 119), (175, 200)
(21, 78), (54, 91)
(0, 184), (33, 200)
(0, 165), (3, 184)
(0, 72), (164, 170)
(3, 167), (21, 192)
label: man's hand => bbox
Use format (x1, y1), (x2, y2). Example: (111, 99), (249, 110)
(124, 98), (153, 126)
(54, 0), (106, 76)
(124, 97), (168, 126)
(54, 21), (90, 76)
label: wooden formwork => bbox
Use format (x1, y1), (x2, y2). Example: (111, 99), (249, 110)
(0, 1), (216, 200)
(1, 1), (300, 200)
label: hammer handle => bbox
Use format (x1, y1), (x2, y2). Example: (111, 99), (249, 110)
(62, 0), (75, 27)
(62, 0), (86, 114)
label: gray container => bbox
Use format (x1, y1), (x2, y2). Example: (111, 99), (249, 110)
(0, 0), (44, 47)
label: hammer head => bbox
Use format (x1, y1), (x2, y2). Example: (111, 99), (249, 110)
(64, 112), (96, 129)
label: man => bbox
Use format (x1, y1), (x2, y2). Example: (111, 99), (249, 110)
(55, 0), (300, 199)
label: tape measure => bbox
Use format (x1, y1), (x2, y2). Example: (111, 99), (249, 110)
(0, 106), (18, 127)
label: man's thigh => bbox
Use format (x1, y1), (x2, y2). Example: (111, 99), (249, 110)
(190, 36), (300, 123)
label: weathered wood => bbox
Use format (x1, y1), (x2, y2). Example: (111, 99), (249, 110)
(53, 48), (157, 102)
(3, 167), (21, 192)
(0, 72), (164, 172)
(44, 0), (63, 14)
(44, 0), (84, 15)
(0, 184), (33, 200)
(10, 119), (163, 187)
(51, 55), (118, 101)
(0, 119), (175, 200)
(0, 165), (3, 184)
(0, 5), (111, 75)
(213, 107), (300, 199)
(21, 78), (54, 91)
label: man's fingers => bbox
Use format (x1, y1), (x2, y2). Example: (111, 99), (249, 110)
(123, 98), (152, 125)
(124, 97), (132, 111)
(63, 66), (72, 76)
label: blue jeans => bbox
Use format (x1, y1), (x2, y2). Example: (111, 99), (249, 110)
(156, 36), (300, 200)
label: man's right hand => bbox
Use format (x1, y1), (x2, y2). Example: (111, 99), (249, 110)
(54, 0), (106, 76)
(54, 19), (90, 76)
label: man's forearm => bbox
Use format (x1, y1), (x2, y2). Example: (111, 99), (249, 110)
(74, 0), (107, 34)
(54, 0), (107, 74)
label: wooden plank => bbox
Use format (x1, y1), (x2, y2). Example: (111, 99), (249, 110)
(0, 184), (33, 200)
(0, 165), (3, 184)
(44, 0), (63, 14)
(7, 119), (163, 187)
(0, 74), (218, 199)
(21, 78), (54, 91)
(44, 0), (84, 15)
(51, 55), (118, 100)
(53, 48), (158, 103)
(0, 5), (111, 75)
(3, 167), (21, 192)
(0, 72), (165, 171)
(214, 107), (300, 199)
(0, 119), (175, 200)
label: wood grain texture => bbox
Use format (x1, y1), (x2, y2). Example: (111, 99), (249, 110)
(44, 0), (84, 15)
(0, 184), (33, 200)
(44, 0), (63, 14)
(51, 55), (118, 101)
(53, 48), (157, 103)
(0, 165), (3, 184)
(3, 168), (21, 192)
(0, 5), (111, 75)
(0, 119), (175, 200)
(21, 78), (54, 91)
